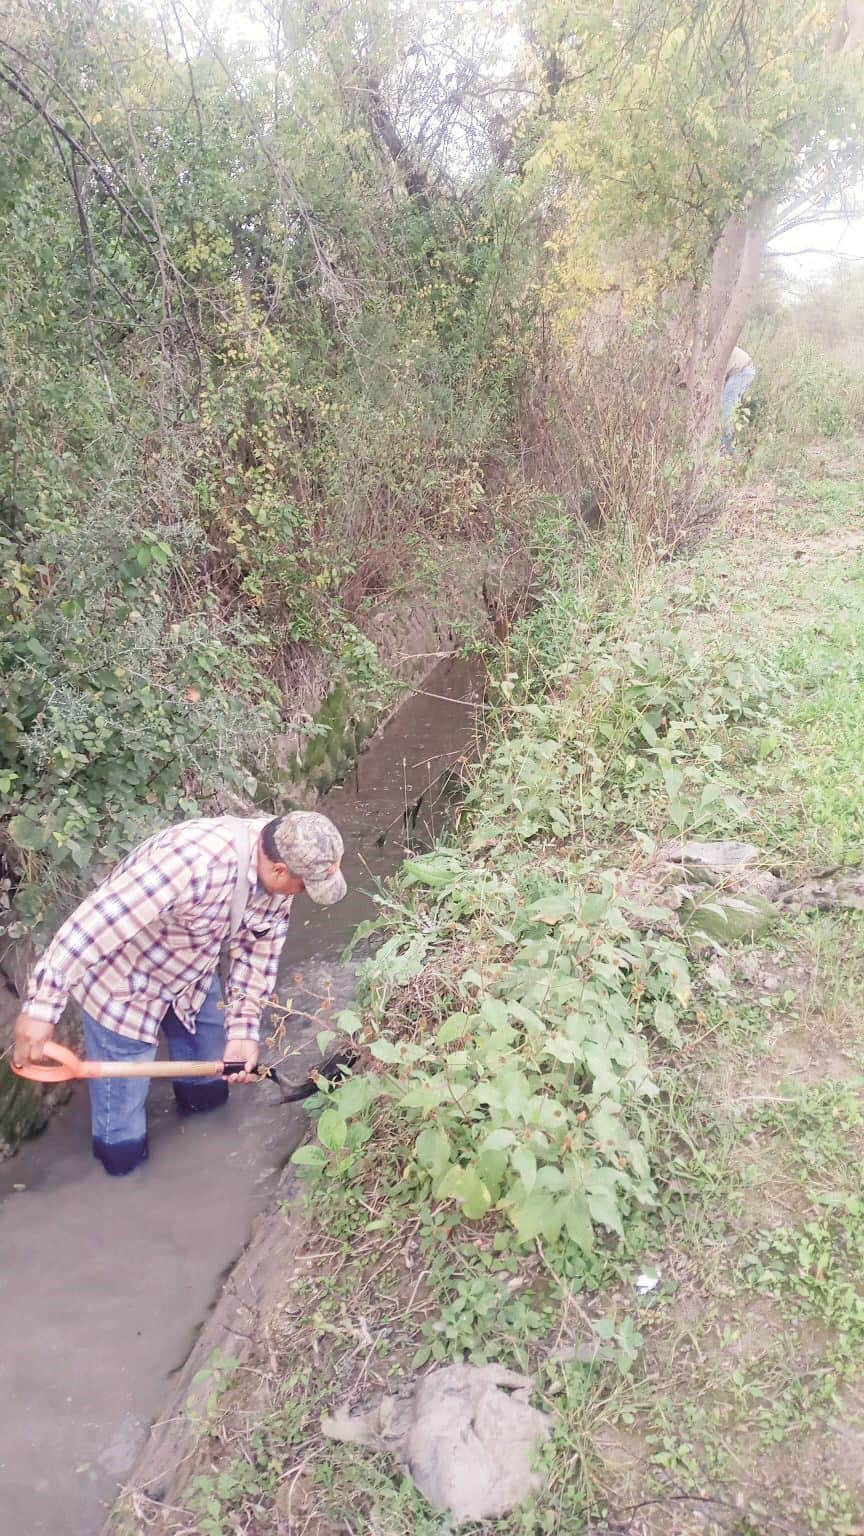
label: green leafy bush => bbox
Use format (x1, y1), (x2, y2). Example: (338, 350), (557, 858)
(0, 1), (539, 939)
(0, 514), (279, 933)
(294, 614), (779, 1263)
(472, 626), (778, 847)
(298, 847), (691, 1260)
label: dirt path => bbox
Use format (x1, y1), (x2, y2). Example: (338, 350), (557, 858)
(0, 655), (482, 1536)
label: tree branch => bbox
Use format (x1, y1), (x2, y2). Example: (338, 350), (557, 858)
(0, 53), (156, 250)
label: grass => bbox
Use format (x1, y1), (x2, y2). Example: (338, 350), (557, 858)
(110, 437), (864, 1536)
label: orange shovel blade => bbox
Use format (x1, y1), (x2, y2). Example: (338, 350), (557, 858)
(10, 1041), (87, 1083)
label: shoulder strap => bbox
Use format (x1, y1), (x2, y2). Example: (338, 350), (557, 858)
(219, 818), (256, 995)
(226, 817), (254, 939)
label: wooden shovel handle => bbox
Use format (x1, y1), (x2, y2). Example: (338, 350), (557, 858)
(87, 1059), (243, 1080)
(10, 1041), (253, 1083)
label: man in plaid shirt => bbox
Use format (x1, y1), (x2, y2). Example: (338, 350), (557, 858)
(12, 811), (346, 1176)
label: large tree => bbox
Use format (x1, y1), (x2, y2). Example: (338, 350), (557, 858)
(524, 0), (864, 445)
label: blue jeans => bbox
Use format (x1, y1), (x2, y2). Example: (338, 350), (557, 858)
(81, 974), (229, 1176)
(720, 363), (757, 454)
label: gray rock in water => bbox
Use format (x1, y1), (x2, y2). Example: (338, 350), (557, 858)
(321, 1362), (552, 1523)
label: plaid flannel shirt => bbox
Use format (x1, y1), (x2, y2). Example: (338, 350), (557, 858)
(25, 817), (293, 1044)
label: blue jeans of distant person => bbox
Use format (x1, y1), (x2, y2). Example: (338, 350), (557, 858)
(81, 973), (229, 1177)
(720, 362), (757, 454)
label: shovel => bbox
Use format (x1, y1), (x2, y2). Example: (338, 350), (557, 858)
(11, 1040), (356, 1101)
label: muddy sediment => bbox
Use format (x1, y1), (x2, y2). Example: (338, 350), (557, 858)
(0, 653), (483, 1536)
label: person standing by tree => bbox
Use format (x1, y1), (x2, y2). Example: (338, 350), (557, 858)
(11, 812), (346, 1176)
(720, 345), (757, 454)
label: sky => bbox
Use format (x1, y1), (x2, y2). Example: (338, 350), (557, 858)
(768, 209), (864, 286)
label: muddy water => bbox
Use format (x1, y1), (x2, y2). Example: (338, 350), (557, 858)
(0, 655), (483, 1536)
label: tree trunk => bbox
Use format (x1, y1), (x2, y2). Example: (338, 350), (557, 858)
(830, 1), (864, 52)
(685, 4), (862, 451)
(686, 198), (774, 450)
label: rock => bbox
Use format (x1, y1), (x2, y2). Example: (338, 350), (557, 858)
(731, 949), (799, 994)
(548, 1339), (603, 1365)
(621, 843), (781, 945)
(661, 840), (760, 872)
(779, 873), (864, 912)
(0, 1060), (52, 1147)
(618, 871), (685, 933)
(680, 892), (776, 944)
(742, 870), (783, 902)
(732, 950), (767, 984)
(705, 959), (731, 989)
(321, 1362), (553, 1523)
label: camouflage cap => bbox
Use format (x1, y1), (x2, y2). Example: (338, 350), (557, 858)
(273, 811), (347, 906)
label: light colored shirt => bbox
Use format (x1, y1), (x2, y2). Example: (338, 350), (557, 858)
(24, 817), (292, 1044)
(726, 346), (753, 377)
